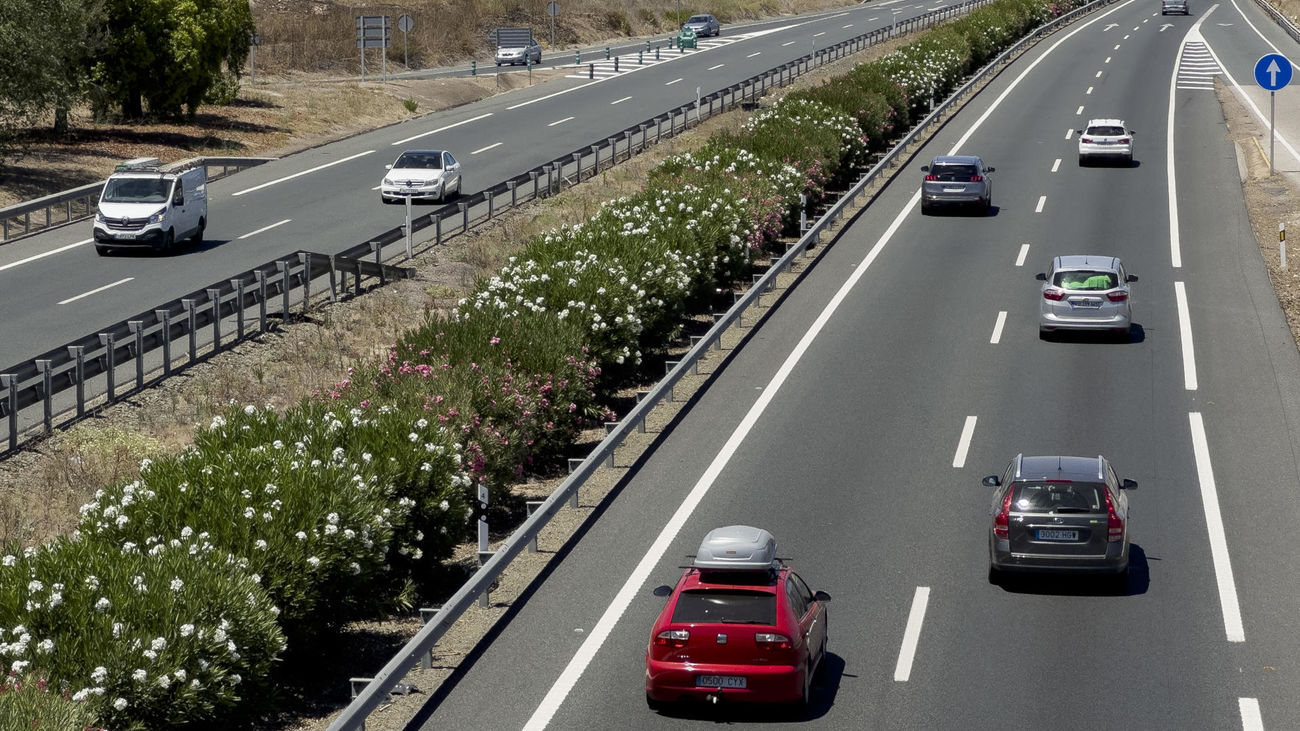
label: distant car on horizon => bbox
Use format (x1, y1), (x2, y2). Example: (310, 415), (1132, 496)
(379, 149), (462, 204)
(1161, 0), (1190, 15)
(495, 39), (542, 66)
(681, 13), (721, 37)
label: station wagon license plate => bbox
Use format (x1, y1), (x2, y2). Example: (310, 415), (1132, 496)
(1036, 529), (1079, 541)
(696, 675), (746, 689)
(1070, 299), (1101, 309)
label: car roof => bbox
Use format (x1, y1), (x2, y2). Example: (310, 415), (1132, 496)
(1016, 455), (1106, 482)
(396, 149), (445, 156)
(1084, 118), (1127, 127)
(677, 565), (784, 593)
(930, 155), (983, 166)
(1053, 254), (1121, 271)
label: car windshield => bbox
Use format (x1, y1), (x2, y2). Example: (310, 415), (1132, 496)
(929, 164), (979, 181)
(1086, 126), (1126, 136)
(1011, 482), (1104, 512)
(393, 153), (442, 170)
(1054, 270), (1118, 290)
(101, 177), (171, 204)
(671, 589), (777, 625)
(688, 15), (711, 22)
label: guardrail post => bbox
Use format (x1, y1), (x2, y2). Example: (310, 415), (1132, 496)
(35, 360), (52, 433)
(508, 180), (517, 208)
(526, 501), (545, 552)
(1, 374), (16, 452)
(232, 279), (246, 340)
(571, 152), (581, 184)
(530, 171), (539, 201)
(255, 271), (268, 332)
(635, 390), (651, 432)
(369, 241), (383, 284)
(434, 213), (442, 246)
(155, 310), (172, 375)
(208, 288), (223, 353)
(418, 606), (444, 668)
(591, 145), (600, 175)
(486, 190), (495, 220)
(99, 334), (117, 403)
(297, 253), (311, 316)
(128, 321), (144, 389)
(664, 361), (679, 401)
(68, 346), (85, 419)
(182, 300), (198, 362)
(566, 459), (582, 508)
(458, 201), (468, 233)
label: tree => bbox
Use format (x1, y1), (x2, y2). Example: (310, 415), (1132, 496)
(0, 0), (105, 144)
(91, 0), (253, 121)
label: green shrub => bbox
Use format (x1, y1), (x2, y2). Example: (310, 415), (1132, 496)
(0, 672), (100, 730)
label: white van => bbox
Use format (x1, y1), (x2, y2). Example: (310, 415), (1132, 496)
(93, 158), (207, 255)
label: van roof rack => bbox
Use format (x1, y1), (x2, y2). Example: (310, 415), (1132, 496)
(691, 525), (779, 571)
(114, 157), (162, 172)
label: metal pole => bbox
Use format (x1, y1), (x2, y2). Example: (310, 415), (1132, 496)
(1, 374), (16, 452)
(183, 300), (197, 362)
(405, 196), (414, 259)
(1270, 90), (1276, 177)
(208, 289), (222, 353)
(156, 310), (172, 375)
(69, 346), (85, 419)
(36, 361), (52, 433)
(1282, 223), (1288, 269)
(100, 334), (116, 402)
(129, 321), (144, 389)
(233, 279), (245, 340)
(381, 17), (388, 83)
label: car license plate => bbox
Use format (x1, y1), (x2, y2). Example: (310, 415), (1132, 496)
(116, 232), (136, 239)
(944, 187), (964, 193)
(696, 675), (746, 688)
(1036, 529), (1079, 541)
(400, 188), (418, 195)
(1070, 299), (1101, 309)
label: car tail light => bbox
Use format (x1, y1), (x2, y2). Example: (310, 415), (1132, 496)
(755, 633), (792, 651)
(1104, 490), (1124, 542)
(1119, 137), (1131, 144)
(970, 175), (983, 182)
(1081, 136), (1094, 143)
(1043, 288), (1066, 301)
(993, 488), (1015, 540)
(1107, 290), (1129, 302)
(654, 629), (690, 648)
(924, 174), (938, 181)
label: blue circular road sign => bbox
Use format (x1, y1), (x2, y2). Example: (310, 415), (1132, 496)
(1255, 53), (1293, 91)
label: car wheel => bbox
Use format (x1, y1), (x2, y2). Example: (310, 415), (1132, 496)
(982, 197), (992, 215)
(645, 691), (668, 712)
(1110, 568), (1130, 595)
(95, 245), (111, 256)
(920, 201), (933, 216)
(192, 217), (205, 245)
(988, 564), (1003, 585)
(800, 664), (813, 707)
(1078, 154), (1088, 166)
(1113, 326), (1130, 342)
(1124, 154), (1133, 167)
(160, 229), (174, 254)
(1038, 328), (1053, 341)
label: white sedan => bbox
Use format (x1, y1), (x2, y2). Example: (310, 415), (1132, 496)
(380, 149), (462, 204)
(1077, 119), (1134, 166)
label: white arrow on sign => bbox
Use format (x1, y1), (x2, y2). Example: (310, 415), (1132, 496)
(1104, 22), (1118, 30)
(1159, 23), (1173, 31)
(1266, 59), (1283, 86)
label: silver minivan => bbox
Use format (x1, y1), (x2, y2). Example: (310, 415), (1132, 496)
(1036, 255), (1136, 339)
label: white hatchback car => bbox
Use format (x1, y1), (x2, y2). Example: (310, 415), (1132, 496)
(380, 149), (462, 204)
(1037, 255), (1137, 339)
(1077, 119), (1134, 166)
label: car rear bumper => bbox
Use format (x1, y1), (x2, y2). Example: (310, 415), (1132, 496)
(1039, 310), (1130, 331)
(1078, 144), (1133, 158)
(921, 191), (986, 206)
(646, 659), (802, 704)
(991, 539), (1129, 574)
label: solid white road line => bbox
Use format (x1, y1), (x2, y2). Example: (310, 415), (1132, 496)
(391, 112), (493, 145)
(233, 150), (374, 196)
(1239, 698), (1264, 731)
(1016, 243), (1030, 266)
(237, 219), (291, 240)
(893, 587), (931, 682)
(471, 142), (503, 155)
(548, 116), (575, 127)
(610, 96), (632, 105)
(1175, 281), (1198, 390)
(522, 189), (927, 731)
(952, 416), (977, 468)
(665, 78), (683, 85)
(1052, 158), (1061, 172)
(0, 238), (91, 273)
(1189, 412), (1246, 643)
(59, 277), (133, 305)
(1035, 196), (1047, 213)
(990, 312), (1007, 344)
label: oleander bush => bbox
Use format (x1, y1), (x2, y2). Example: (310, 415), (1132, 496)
(0, 0), (1096, 725)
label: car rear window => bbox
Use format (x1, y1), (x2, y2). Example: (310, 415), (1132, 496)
(1085, 126), (1126, 136)
(930, 164), (979, 181)
(1054, 270), (1118, 290)
(1010, 482), (1104, 512)
(671, 589), (777, 625)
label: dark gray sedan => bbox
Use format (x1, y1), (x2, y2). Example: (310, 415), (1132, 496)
(982, 455), (1137, 589)
(682, 14), (721, 37)
(920, 155), (993, 214)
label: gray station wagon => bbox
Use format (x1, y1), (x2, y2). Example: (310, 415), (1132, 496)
(982, 454), (1138, 590)
(1036, 255), (1136, 339)
(920, 155), (994, 215)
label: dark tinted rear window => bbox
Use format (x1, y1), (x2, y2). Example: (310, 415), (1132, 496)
(1010, 482), (1104, 512)
(1053, 270), (1118, 290)
(1085, 126), (1126, 136)
(671, 590), (777, 625)
(930, 165), (979, 181)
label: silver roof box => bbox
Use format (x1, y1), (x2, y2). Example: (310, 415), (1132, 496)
(693, 525), (777, 570)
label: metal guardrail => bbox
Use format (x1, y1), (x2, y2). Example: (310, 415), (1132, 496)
(0, 157), (274, 244)
(1252, 0), (1300, 43)
(328, 0), (1151, 727)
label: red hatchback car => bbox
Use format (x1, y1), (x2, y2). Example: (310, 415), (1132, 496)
(645, 526), (831, 710)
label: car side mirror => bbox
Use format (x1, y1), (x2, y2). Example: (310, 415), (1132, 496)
(813, 590), (832, 602)
(652, 585), (672, 597)
(920, 165), (930, 172)
(1075, 130), (1083, 135)
(1129, 130), (1136, 135)
(385, 164), (393, 170)
(982, 475), (1000, 487)
(985, 166), (995, 173)
(1035, 272), (1047, 281)
(1125, 274), (1138, 283)
(1121, 478), (1138, 490)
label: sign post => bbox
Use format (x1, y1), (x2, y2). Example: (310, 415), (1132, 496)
(1254, 53), (1294, 177)
(398, 14), (414, 68)
(547, 1), (558, 48)
(355, 16), (392, 82)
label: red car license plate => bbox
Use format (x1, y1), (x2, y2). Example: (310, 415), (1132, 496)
(696, 675), (746, 688)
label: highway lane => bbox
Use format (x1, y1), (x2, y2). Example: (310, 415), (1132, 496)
(0, 0), (955, 366)
(407, 2), (1300, 729)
